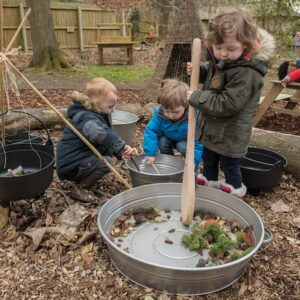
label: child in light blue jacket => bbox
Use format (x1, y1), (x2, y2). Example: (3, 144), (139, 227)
(143, 79), (203, 169)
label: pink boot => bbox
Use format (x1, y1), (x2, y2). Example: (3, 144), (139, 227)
(196, 174), (221, 190)
(220, 182), (247, 198)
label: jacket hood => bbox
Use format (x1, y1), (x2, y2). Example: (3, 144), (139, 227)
(67, 91), (99, 118)
(69, 90), (99, 112)
(253, 28), (276, 61)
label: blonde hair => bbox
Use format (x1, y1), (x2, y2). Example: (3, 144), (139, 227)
(86, 78), (116, 98)
(207, 8), (258, 53)
(158, 79), (189, 109)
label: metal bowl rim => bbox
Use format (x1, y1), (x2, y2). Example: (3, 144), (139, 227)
(97, 183), (264, 271)
(125, 155), (184, 176)
(112, 110), (139, 125)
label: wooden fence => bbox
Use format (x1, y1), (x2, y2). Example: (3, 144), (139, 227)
(3, 1), (125, 52)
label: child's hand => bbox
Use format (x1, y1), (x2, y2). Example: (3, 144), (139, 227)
(187, 90), (193, 101)
(187, 62), (192, 76)
(281, 75), (291, 87)
(122, 145), (138, 160)
(145, 156), (155, 164)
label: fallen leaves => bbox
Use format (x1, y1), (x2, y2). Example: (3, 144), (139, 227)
(271, 200), (291, 213)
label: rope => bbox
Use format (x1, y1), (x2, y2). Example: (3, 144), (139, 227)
(0, 48), (43, 170)
(0, 48), (20, 103)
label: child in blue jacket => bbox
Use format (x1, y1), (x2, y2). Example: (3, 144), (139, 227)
(143, 78), (203, 169)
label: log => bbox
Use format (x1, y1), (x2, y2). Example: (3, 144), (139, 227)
(1, 106), (299, 178)
(251, 128), (300, 177)
(0, 103), (143, 134)
(0, 107), (67, 134)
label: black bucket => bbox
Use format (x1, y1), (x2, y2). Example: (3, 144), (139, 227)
(239, 147), (288, 192)
(0, 110), (54, 202)
(2, 110), (47, 145)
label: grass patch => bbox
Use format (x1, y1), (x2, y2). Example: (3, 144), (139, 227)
(22, 64), (155, 84)
(75, 65), (155, 83)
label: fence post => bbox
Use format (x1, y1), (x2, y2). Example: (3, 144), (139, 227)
(122, 9), (126, 37)
(19, 3), (28, 52)
(77, 6), (83, 52)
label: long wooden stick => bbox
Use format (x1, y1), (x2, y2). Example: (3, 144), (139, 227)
(5, 8), (31, 53)
(181, 38), (201, 225)
(0, 0), (5, 145)
(6, 58), (132, 189)
(152, 163), (160, 174)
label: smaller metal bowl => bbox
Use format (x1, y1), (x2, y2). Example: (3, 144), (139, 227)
(125, 154), (184, 187)
(112, 110), (139, 146)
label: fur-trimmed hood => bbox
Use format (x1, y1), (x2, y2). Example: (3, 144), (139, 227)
(69, 90), (98, 111)
(253, 28), (276, 61)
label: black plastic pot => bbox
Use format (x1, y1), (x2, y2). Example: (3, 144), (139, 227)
(0, 110), (54, 202)
(239, 147), (288, 192)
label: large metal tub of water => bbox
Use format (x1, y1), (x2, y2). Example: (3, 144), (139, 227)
(97, 183), (270, 295)
(112, 110), (139, 146)
(125, 154), (184, 187)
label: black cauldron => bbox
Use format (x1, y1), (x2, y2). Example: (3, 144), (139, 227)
(4, 110), (47, 145)
(0, 110), (54, 202)
(240, 147), (287, 193)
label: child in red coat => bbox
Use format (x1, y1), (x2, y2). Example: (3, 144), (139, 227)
(281, 67), (300, 87)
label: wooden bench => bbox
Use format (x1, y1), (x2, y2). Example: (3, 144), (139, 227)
(254, 80), (300, 126)
(94, 23), (136, 65)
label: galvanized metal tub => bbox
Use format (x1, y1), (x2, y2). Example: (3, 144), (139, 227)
(112, 110), (139, 146)
(125, 154), (184, 187)
(97, 183), (269, 295)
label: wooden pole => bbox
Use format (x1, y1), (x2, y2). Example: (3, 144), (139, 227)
(181, 38), (201, 225)
(6, 58), (132, 189)
(0, 0), (5, 145)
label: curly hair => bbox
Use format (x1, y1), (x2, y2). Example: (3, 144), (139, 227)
(206, 8), (258, 53)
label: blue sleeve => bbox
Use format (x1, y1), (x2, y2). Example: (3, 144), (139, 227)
(194, 139), (203, 167)
(143, 108), (162, 156)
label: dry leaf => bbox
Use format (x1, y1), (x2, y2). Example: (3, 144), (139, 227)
(286, 236), (300, 246)
(293, 217), (300, 228)
(158, 294), (170, 300)
(81, 253), (93, 265)
(271, 200), (290, 213)
(81, 242), (93, 255)
(23, 228), (47, 249)
(238, 282), (248, 296)
(45, 213), (53, 227)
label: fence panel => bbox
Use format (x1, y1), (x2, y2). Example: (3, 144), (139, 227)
(2, 1), (121, 51)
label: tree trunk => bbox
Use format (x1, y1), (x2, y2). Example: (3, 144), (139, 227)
(158, 0), (171, 38)
(25, 0), (69, 70)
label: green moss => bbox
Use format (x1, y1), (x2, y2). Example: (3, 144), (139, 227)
(210, 236), (232, 255)
(235, 231), (244, 246)
(181, 223), (208, 251)
(230, 250), (243, 260)
(203, 223), (223, 242)
(243, 247), (254, 256)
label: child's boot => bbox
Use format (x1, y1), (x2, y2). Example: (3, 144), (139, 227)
(196, 174), (221, 189)
(196, 174), (208, 186)
(220, 182), (247, 198)
(0, 205), (9, 230)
